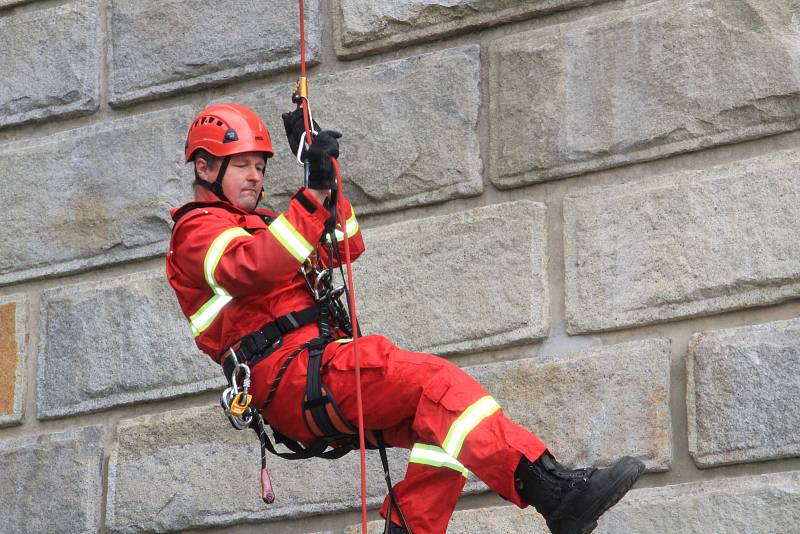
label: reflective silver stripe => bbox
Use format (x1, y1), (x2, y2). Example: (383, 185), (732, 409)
(327, 211), (359, 243)
(441, 396), (500, 459)
(409, 443), (469, 477)
(189, 227), (252, 337)
(269, 214), (314, 262)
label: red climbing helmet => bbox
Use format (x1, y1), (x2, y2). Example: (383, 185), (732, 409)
(185, 103), (273, 162)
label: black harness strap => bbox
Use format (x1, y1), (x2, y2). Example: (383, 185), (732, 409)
(304, 342), (342, 438)
(171, 200), (228, 226)
(253, 336), (379, 462)
(223, 304), (321, 384)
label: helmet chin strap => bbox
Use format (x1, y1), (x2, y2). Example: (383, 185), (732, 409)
(257, 163), (267, 206)
(194, 156), (231, 202)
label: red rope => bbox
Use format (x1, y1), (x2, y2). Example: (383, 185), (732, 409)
(335, 159), (369, 534)
(297, 2), (369, 533)
(298, 0), (306, 79)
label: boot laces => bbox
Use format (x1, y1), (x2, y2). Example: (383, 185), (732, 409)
(558, 466), (593, 488)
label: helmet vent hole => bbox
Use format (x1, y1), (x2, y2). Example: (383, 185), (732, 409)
(217, 120), (223, 126)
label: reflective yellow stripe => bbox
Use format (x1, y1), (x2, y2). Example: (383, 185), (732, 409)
(409, 443), (470, 477)
(189, 227), (252, 336)
(269, 214), (314, 262)
(442, 396), (500, 459)
(190, 294), (232, 337)
(326, 211), (359, 243)
(334, 338), (353, 344)
(204, 228), (252, 291)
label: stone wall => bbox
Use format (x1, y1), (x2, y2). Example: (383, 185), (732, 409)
(1, 0), (799, 533)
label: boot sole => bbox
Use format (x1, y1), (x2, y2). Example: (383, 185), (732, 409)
(555, 456), (645, 534)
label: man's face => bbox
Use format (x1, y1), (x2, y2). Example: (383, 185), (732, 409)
(197, 152), (266, 212)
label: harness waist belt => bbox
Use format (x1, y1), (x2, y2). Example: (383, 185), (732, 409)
(223, 304), (321, 383)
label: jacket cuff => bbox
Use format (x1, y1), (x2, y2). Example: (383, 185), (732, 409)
(293, 188), (331, 226)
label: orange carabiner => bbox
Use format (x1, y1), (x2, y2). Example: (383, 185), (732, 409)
(229, 391), (252, 417)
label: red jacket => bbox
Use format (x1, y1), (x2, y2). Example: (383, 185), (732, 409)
(166, 188), (364, 363)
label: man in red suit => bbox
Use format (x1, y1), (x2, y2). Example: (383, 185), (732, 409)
(166, 103), (644, 534)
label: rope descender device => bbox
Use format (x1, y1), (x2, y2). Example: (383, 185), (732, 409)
(220, 358), (253, 429)
(293, 76), (308, 102)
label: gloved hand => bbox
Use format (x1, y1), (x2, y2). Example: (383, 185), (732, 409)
(281, 107), (320, 157)
(306, 130), (342, 190)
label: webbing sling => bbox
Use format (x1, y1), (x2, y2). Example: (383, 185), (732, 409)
(252, 338), (377, 462)
(303, 340), (379, 447)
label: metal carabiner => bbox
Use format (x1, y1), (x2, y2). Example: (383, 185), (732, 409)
(229, 410), (253, 430)
(232, 362), (251, 396)
(294, 127), (320, 165)
(313, 269), (331, 301)
(220, 386), (235, 412)
(220, 390), (253, 430)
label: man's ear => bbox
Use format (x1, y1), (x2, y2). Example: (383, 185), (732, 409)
(195, 158), (213, 183)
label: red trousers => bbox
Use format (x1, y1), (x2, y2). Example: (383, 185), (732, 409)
(252, 334), (548, 534)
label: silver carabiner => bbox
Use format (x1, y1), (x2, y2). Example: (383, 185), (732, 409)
(294, 101), (318, 165)
(220, 387), (235, 412)
(294, 126), (320, 165)
(314, 269), (331, 301)
(228, 410), (253, 430)
(219, 386), (253, 430)
(232, 362), (251, 397)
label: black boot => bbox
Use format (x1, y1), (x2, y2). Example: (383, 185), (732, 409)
(514, 452), (644, 534)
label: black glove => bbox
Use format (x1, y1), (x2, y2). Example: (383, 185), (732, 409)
(306, 130), (342, 190)
(281, 107), (320, 157)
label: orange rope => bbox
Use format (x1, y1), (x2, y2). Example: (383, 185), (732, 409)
(297, 2), (369, 533)
(336, 159), (369, 534)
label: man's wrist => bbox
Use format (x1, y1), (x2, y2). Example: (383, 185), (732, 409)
(308, 188), (329, 205)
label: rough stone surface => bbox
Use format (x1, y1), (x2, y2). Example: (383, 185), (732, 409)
(354, 200), (548, 354)
(229, 45), (482, 215)
(109, 0), (320, 105)
(0, 294), (25, 427)
(0, 0), (99, 127)
(345, 505), (547, 533)
(468, 338), (672, 470)
(564, 149), (800, 333)
(350, 471), (800, 533)
(687, 318), (800, 467)
(38, 270), (222, 419)
(0, 106), (193, 286)
(0, 426), (103, 534)
(597, 471), (800, 533)
(334, 0), (611, 58)
(489, 0), (800, 188)
(106, 404), (411, 533)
